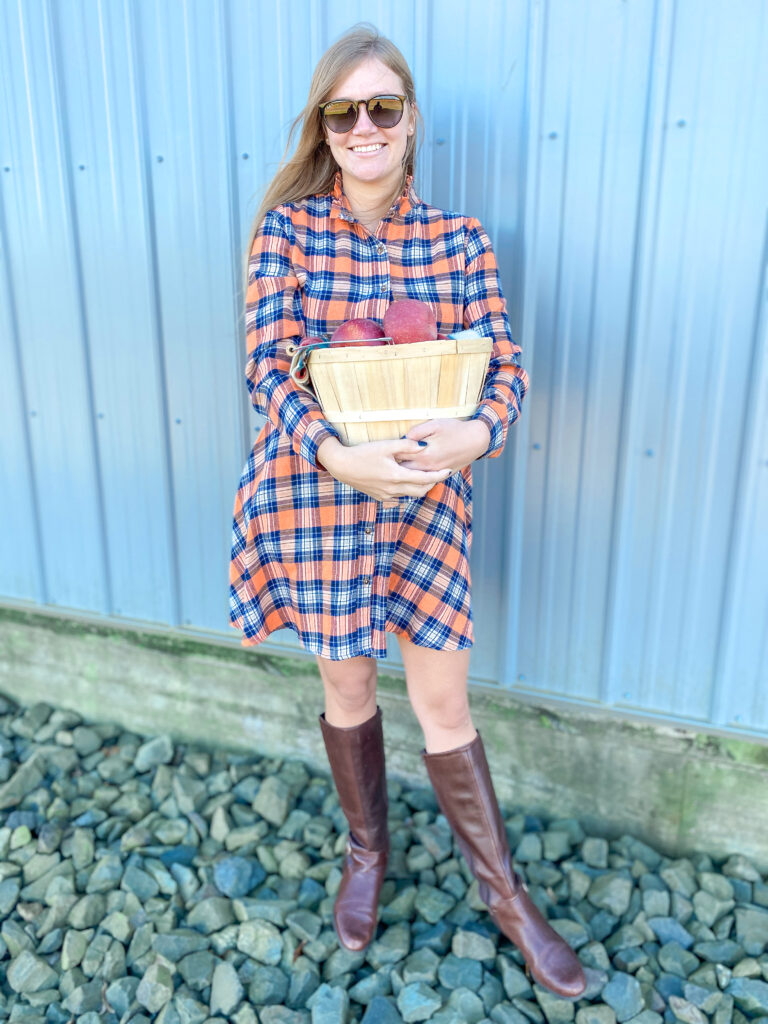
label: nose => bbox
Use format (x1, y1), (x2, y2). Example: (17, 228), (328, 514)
(351, 101), (377, 133)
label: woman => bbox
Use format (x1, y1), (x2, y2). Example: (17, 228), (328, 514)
(229, 25), (585, 999)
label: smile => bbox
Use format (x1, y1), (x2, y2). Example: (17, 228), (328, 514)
(350, 143), (385, 153)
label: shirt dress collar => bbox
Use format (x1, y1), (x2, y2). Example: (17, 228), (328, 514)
(330, 170), (420, 224)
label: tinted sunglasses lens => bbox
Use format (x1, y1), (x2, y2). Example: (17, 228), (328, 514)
(368, 95), (404, 128)
(322, 100), (357, 133)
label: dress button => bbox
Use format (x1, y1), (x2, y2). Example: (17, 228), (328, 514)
(380, 282), (388, 293)
(365, 527), (373, 535)
(362, 576), (370, 585)
(377, 243), (385, 254)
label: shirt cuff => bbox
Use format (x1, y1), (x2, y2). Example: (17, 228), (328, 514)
(295, 417), (344, 470)
(469, 403), (505, 460)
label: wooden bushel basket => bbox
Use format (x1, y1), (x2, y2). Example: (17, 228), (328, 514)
(293, 334), (493, 445)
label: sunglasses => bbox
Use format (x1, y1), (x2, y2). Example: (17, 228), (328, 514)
(319, 94), (407, 133)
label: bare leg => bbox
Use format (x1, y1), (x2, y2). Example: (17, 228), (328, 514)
(315, 654), (378, 727)
(394, 634), (477, 752)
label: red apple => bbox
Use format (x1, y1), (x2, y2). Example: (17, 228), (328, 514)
(383, 300), (438, 344)
(331, 318), (387, 346)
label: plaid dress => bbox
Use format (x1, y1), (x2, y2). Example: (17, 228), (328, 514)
(229, 172), (529, 660)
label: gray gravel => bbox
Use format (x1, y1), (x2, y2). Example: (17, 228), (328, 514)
(0, 693), (767, 1024)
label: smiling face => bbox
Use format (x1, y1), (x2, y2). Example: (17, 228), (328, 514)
(322, 56), (416, 197)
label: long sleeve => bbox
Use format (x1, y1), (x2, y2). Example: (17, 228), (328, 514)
(244, 208), (342, 469)
(463, 219), (530, 460)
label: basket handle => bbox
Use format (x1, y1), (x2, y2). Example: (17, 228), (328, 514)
(287, 338), (330, 397)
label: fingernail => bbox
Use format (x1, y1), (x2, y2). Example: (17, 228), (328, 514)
(418, 440), (428, 447)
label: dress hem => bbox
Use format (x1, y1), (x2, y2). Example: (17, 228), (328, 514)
(229, 617), (474, 661)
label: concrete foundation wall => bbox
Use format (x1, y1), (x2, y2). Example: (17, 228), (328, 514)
(1, 607), (766, 871)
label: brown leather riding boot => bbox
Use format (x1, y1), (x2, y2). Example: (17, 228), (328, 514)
(318, 705), (389, 951)
(422, 731), (586, 998)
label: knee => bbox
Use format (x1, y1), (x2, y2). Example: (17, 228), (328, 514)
(410, 690), (472, 732)
(316, 655), (377, 710)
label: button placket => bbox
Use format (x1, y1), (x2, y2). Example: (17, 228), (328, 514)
(374, 233), (389, 298)
(359, 503), (376, 599)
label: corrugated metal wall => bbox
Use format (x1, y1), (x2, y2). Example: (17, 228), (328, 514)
(2, 0), (766, 739)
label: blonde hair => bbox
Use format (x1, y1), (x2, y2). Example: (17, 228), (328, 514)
(241, 23), (422, 290)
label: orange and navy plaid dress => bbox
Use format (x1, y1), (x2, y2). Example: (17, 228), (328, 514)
(229, 172), (529, 660)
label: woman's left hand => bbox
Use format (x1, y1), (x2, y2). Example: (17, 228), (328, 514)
(396, 418), (492, 474)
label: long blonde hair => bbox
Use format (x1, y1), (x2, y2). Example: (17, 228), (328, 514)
(242, 23), (422, 290)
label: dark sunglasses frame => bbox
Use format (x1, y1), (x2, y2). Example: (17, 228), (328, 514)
(318, 94), (407, 133)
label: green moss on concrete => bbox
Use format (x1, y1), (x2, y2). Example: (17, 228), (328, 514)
(0, 604), (409, 695)
(715, 737), (768, 767)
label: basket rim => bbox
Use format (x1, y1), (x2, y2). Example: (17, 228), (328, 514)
(308, 334), (492, 363)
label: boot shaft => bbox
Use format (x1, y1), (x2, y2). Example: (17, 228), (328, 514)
(319, 705), (389, 853)
(422, 732), (519, 903)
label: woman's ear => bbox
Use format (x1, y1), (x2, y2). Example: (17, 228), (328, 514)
(407, 101), (417, 135)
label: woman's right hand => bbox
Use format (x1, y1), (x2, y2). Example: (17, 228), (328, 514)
(317, 437), (452, 502)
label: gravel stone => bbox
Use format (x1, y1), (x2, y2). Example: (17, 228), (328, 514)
(575, 1007), (617, 1024)
(67, 893), (106, 928)
(237, 918), (284, 964)
(414, 883), (456, 923)
(646, 917), (695, 949)
(71, 726), (102, 755)
(151, 928), (209, 961)
(452, 928), (497, 961)
(287, 955), (321, 1007)
(397, 981), (443, 1022)
(443, 986), (486, 1022)
(136, 957), (176, 1012)
(490, 1004), (531, 1024)
(668, 996), (708, 1024)
(533, 983), (576, 1023)
(693, 890), (735, 927)
(601, 971), (645, 1022)
(0, 752), (45, 809)
(310, 981), (350, 1022)
(349, 969), (393, 1003)
(515, 834), (543, 862)
(693, 940), (745, 966)
(582, 838), (610, 869)
(210, 959), (245, 1016)
(135, 734), (175, 772)
(105, 976), (140, 1016)
(259, 1006), (311, 1023)
(62, 978), (104, 1014)
(726, 978), (768, 1015)
(86, 851), (123, 892)
(254, 775), (294, 827)
(658, 942), (701, 977)
(6, 949), (60, 993)
(213, 854), (260, 897)
(541, 831), (573, 863)
(367, 921), (412, 969)
(588, 874), (633, 917)
(177, 949), (218, 992)
(438, 952), (484, 990)
(683, 983), (724, 1014)
(735, 906), (768, 946)
(360, 995), (403, 1022)
(248, 964), (290, 1005)
(186, 896), (236, 934)
(402, 947), (441, 984)
(722, 856), (762, 882)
